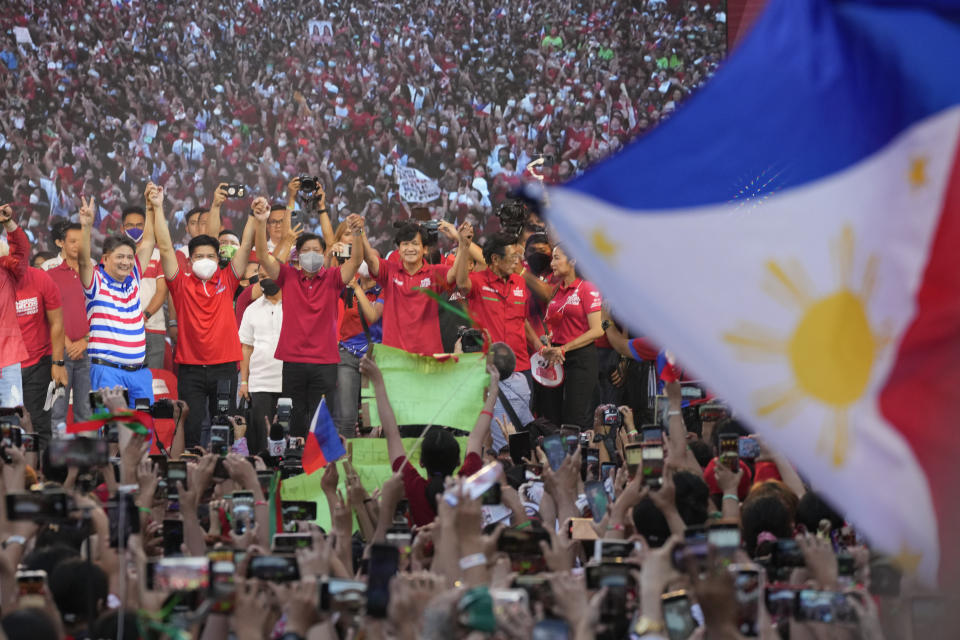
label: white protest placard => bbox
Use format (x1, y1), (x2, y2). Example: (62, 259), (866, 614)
(396, 166), (441, 204)
(13, 27), (33, 46)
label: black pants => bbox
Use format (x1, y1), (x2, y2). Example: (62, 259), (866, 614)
(248, 391), (280, 457)
(533, 344), (598, 429)
(22, 355), (52, 440)
(594, 347), (626, 407)
(282, 362), (337, 437)
(177, 362), (237, 449)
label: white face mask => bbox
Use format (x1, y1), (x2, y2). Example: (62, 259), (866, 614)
(357, 261), (370, 278)
(299, 250), (323, 273)
(192, 258), (218, 280)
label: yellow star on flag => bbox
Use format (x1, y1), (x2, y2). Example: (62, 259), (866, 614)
(908, 156), (928, 188)
(890, 542), (923, 575)
(591, 228), (619, 259)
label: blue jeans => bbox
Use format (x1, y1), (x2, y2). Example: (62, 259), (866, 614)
(0, 363), (22, 408)
(52, 355), (92, 427)
(89, 363), (154, 408)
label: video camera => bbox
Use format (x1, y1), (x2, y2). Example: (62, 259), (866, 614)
(497, 200), (528, 241)
(457, 326), (484, 353)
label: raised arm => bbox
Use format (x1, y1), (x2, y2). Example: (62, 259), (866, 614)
(77, 196), (96, 288)
(453, 222), (473, 291)
(438, 221), (463, 285)
(358, 353), (404, 466)
(0, 205), (27, 281)
(352, 282), (383, 325)
(230, 213), (256, 279)
(204, 183), (228, 239)
(251, 197), (279, 279)
(361, 231), (380, 278)
(137, 183), (159, 267)
(152, 188), (179, 280)
(465, 363), (500, 458)
(338, 214), (365, 284)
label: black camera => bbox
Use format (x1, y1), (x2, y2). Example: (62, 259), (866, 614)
(497, 200), (528, 240)
(215, 380), (231, 417)
(334, 244), (351, 264)
(601, 406), (622, 429)
(457, 326), (484, 353)
(421, 219), (440, 244)
(298, 176), (321, 193)
(134, 398), (175, 420)
(224, 184), (246, 198)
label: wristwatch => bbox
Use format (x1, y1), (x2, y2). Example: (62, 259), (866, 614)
(144, 310), (152, 320)
(53, 360), (65, 367)
(2, 535), (26, 549)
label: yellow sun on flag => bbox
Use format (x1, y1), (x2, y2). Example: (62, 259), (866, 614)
(723, 226), (890, 467)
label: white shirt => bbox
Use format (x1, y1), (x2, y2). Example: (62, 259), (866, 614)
(238, 295), (284, 393)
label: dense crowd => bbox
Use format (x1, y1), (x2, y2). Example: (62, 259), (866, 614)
(0, 0), (949, 639)
(0, 0), (725, 256)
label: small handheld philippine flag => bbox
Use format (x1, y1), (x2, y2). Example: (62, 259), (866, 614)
(303, 398), (346, 475)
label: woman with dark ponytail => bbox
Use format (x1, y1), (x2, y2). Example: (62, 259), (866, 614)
(359, 351), (501, 526)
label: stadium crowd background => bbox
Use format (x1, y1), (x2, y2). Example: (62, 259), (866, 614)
(0, 0), (726, 256)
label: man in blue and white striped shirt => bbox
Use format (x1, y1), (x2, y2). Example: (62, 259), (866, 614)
(78, 186), (159, 407)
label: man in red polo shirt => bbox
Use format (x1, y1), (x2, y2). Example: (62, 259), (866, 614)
(361, 221), (467, 356)
(154, 185), (256, 448)
(252, 197), (364, 437)
(456, 231), (539, 448)
(45, 221), (93, 427)
(15, 265), (66, 439)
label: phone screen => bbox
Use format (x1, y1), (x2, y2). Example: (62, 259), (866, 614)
(624, 444), (644, 469)
(733, 569), (761, 636)
(641, 445), (664, 487)
(163, 519), (184, 556)
(583, 480), (608, 523)
(718, 433), (739, 472)
(541, 434), (566, 471)
(641, 426), (664, 443)
(600, 462), (617, 482)
(167, 461), (187, 499)
(509, 432), (532, 465)
(661, 592), (699, 640)
(366, 544), (399, 618)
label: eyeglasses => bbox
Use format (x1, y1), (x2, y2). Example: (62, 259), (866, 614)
(267, 219), (285, 226)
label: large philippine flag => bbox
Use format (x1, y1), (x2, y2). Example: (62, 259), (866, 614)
(545, 0), (960, 586)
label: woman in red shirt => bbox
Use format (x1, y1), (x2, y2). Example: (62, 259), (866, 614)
(534, 244), (605, 429)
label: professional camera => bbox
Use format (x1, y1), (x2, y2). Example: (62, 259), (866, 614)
(421, 219), (440, 244)
(133, 398), (175, 420)
(601, 406), (622, 428)
(224, 184), (246, 198)
(457, 326), (484, 353)
(497, 200), (528, 240)
(298, 176), (321, 194)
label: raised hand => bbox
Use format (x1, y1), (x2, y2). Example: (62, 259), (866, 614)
(458, 221), (474, 244)
(251, 196), (270, 221)
(211, 182), (228, 208)
(0, 204), (13, 225)
(78, 196), (96, 228)
(358, 353), (383, 385)
(148, 183), (164, 209)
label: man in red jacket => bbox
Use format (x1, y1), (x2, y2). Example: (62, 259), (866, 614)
(0, 204), (30, 407)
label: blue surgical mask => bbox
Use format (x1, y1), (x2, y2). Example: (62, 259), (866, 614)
(125, 228), (144, 243)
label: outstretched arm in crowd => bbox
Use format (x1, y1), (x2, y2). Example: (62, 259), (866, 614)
(465, 362), (500, 458)
(288, 176), (335, 248)
(204, 183), (228, 239)
(152, 187), (180, 280)
(137, 183), (159, 268)
(77, 196), (97, 288)
(454, 222), (474, 292)
(230, 210), (257, 279)
(338, 214), (366, 284)
(358, 354), (404, 466)
(361, 225), (381, 278)
(252, 197), (279, 279)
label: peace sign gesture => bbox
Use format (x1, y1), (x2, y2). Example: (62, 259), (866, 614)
(78, 195), (96, 229)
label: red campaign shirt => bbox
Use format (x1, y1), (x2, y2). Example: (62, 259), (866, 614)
(46, 263), (90, 341)
(167, 265), (242, 365)
(465, 269), (531, 372)
(375, 257), (451, 356)
(15, 267), (62, 368)
(273, 263), (343, 364)
(545, 278), (602, 345)
(392, 451), (483, 527)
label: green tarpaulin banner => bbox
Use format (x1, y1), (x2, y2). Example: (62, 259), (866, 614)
(359, 343), (488, 431)
(279, 436), (469, 532)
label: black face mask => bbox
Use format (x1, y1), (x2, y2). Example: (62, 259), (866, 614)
(261, 279), (280, 297)
(525, 251), (552, 276)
